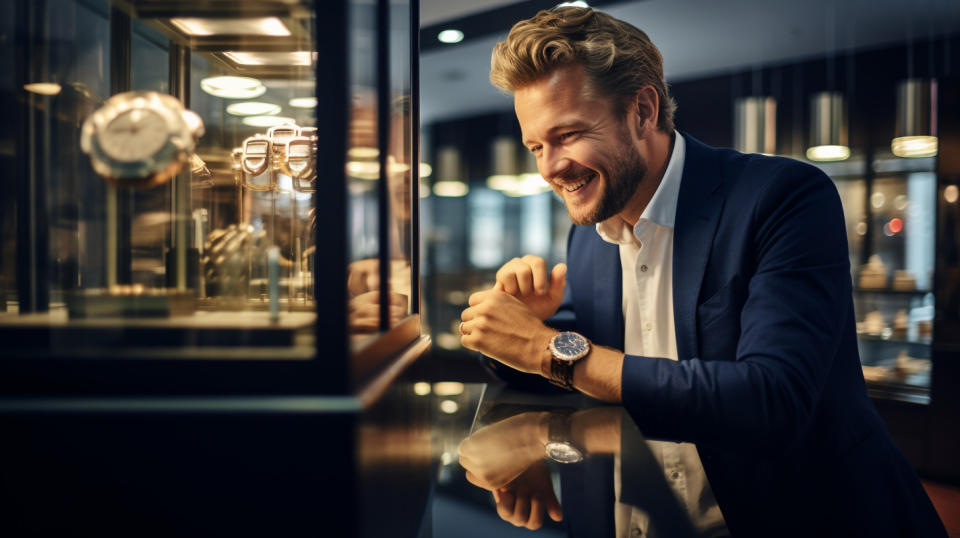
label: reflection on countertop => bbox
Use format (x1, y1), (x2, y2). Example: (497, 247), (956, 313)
(423, 382), (729, 538)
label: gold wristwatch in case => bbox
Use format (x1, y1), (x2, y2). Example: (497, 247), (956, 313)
(80, 91), (204, 188)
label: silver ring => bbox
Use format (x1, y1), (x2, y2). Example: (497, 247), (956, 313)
(459, 322), (466, 335)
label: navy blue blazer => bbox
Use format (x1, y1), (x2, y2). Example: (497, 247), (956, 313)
(535, 134), (945, 537)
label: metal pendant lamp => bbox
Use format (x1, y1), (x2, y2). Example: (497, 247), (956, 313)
(806, 91), (850, 161)
(734, 96), (776, 155)
(892, 78), (937, 158)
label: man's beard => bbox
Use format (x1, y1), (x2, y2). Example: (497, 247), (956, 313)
(570, 144), (647, 226)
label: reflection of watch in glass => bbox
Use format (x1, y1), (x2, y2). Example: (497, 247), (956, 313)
(544, 411), (584, 464)
(80, 91), (204, 188)
(547, 331), (591, 390)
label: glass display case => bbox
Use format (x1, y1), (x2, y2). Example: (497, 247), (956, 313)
(0, 0), (426, 395)
(813, 155), (937, 403)
(0, 2), (436, 536)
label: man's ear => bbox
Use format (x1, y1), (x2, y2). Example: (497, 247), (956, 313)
(633, 86), (660, 131)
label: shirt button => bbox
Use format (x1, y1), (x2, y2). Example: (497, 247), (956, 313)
(645, 322), (653, 331)
(640, 264), (648, 272)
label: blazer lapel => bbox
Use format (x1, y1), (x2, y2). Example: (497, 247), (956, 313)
(673, 134), (725, 360)
(589, 237), (624, 350)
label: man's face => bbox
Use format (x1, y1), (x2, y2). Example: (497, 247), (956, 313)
(515, 64), (646, 225)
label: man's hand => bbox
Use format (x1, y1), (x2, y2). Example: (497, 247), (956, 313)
(495, 256), (566, 321)
(460, 289), (557, 376)
(492, 461), (563, 530)
(348, 291), (408, 332)
(459, 412), (549, 491)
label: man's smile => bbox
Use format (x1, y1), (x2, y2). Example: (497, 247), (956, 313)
(557, 172), (597, 192)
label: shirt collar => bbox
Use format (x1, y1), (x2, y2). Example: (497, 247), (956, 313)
(596, 131), (686, 244)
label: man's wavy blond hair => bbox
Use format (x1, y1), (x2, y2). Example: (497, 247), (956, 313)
(490, 6), (676, 132)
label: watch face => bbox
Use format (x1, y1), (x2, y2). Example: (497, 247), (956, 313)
(551, 332), (590, 362)
(80, 91), (203, 187)
(545, 442), (584, 464)
(99, 109), (169, 162)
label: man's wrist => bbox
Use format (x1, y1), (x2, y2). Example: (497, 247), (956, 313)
(538, 328), (560, 378)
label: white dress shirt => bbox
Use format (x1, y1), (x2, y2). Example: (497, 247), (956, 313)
(596, 132), (727, 537)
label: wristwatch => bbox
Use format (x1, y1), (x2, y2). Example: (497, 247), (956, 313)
(547, 331), (591, 390)
(544, 411), (585, 464)
(80, 91), (204, 188)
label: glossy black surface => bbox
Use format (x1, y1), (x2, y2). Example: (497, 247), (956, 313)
(425, 381), (728, 538)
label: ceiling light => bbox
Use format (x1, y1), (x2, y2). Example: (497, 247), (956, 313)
(433, 382), (465, 396)
(487, 175), (517, 191)
(505, 174), (552, 197)
(346, 161), (380, 180)
(419, 162), (432, 178)
(170, 17), (290, 37)
(347, 146), (379, 159)
(433, 181), (469, 197)
(226, 101), (282, 116)
(806, 92), (849, 162)
(438, 29), (464, 44)
(24, 82), (62, 95)
(892, 79), (938, 158)
(200, 76), (266, 99)
(289, 97), (317, 108)
(806, 145), (851, 161)
(734, 96), (776, 155)
(223, 51), (312, 67)
(558, 1), (590, 7)
(242, 115), (295, 128)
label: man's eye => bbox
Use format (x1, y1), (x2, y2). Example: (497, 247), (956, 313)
(529, 145), (542, 154)
(558, 131), (579, 141)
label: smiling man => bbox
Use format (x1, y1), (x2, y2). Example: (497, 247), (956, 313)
(458, 6), (946, 537)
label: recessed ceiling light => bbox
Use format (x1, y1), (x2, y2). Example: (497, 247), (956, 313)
(226, 101), (282, 116)
(242, 115), (296, 128)
(24, 82), (62, 95)
(223, 51), (312, 67)
(170, 17), (290, 37)
(200, 76), (266, 99)
(438, 29), (464, 44)
(289, 97), (317, 108)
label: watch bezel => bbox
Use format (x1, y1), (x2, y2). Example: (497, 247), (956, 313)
(548, 331), (591, 363)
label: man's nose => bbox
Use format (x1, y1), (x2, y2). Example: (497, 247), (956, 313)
(541, 147), (572, 181)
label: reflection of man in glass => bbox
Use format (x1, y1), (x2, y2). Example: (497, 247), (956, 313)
(347, 94), (412, 332)
(457, 7), (945, 537)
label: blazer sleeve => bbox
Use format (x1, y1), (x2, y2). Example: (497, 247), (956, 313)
(621, 164), (853, 450)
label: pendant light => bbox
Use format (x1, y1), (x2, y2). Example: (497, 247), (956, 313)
(892, 78), (937, 158)
(734, 96), (776, 155)
(807, 91), (850, 161)
(486, 137), (518, 191)
(806, 2), (850, 162)
(433, 146), (468, 197)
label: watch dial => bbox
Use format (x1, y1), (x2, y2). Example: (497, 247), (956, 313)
(545, 442), (584, 464)
(99, 109), (169, 163)
(554, 332), (588, 359)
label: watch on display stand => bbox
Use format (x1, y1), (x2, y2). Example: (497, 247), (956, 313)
(69, 91), (205, 319)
